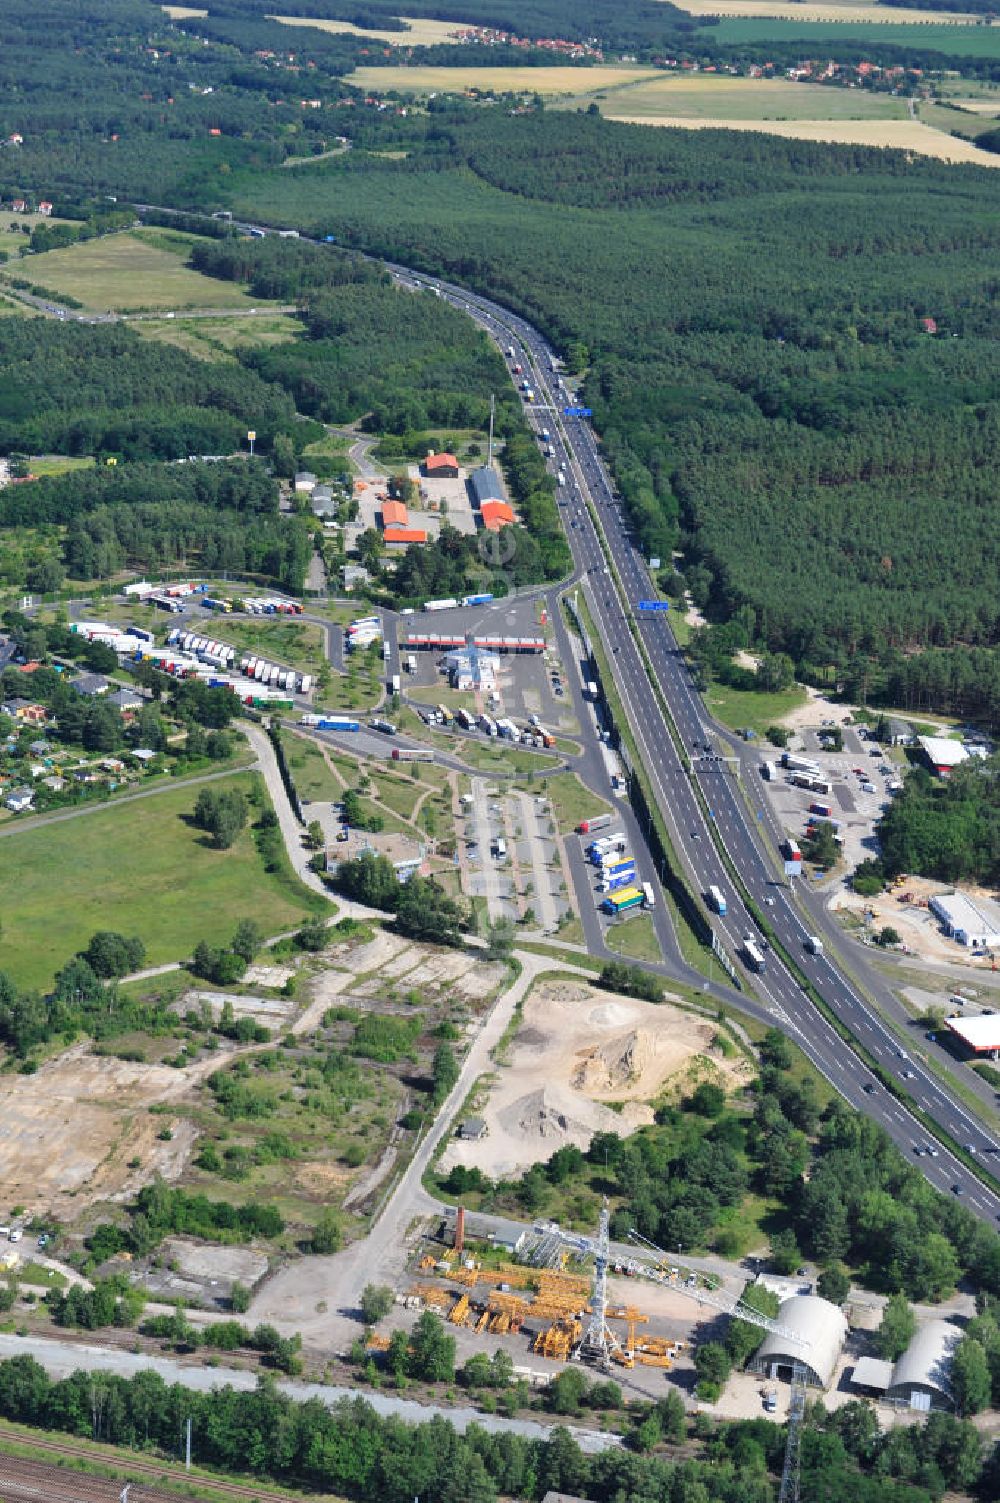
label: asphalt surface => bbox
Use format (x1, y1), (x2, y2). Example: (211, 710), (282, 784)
(383, 268), (1000, 1222)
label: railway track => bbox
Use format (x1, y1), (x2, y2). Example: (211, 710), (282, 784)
(0, 1430), (326, 1502)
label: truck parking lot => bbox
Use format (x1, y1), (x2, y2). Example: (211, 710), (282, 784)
(760, 726), (901, 870)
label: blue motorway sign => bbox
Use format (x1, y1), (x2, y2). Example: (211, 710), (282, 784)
(563, 406), (593, 417)
(637, 600), (671, 612)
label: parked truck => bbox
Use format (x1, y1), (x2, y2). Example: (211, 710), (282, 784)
(578, 813), (612, 835)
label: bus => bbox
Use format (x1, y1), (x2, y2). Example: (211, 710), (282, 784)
(391, 747), (434, 762)
(707, 885), (727, 916)
(602, 886), (645, 915)
(743, 937), (767, 973)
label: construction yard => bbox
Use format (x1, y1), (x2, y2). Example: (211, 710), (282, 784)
(438, 978), (752, 1180)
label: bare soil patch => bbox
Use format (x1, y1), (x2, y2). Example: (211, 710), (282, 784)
(0, 1044), (220, 1215)
(440, 980), (750, 1178)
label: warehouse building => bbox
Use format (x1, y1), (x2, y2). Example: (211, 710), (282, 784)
(928, 890), (1000, 949)
(918, 736), (969, 777)
(469, 463), (505, 508)
(852, 1320), (961, 1411)
(944, 1012), (1000, 1059)
(750, 1295), (848, 1389)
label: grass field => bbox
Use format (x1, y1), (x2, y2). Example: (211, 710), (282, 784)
(541, 772), (612, 836)
(285, 735), (343, 802)
(21, 231), (265, 314)
(0, 773), (322, 990)
(26, 455), (95, 479)
(605, 913), (662, 963)
(271, 13), (476, 45)
(590, 74), (908, 120)
(704, 15), (1000, 55)
(136, 311), (304, 362)
(704, 680), (807, 737)
(674, 0), (981, 20)
(348, 64), (657, 95)
(211, 617), (328, 675)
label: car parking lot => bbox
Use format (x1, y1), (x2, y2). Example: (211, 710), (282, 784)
(458, 781), (571, 929)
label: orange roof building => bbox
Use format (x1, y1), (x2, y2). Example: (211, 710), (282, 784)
(381, 499), (409, 528)
(480, 500), (515, 531)
(422, 452), (460, 478)
(383, 526), (427, 545)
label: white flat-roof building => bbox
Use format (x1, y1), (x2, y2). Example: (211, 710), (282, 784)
(918, 735), (968, 776)
(445, 644), (499, 693)
(944, 1012), (1000, 1059)
(928, 890), (1000, 949)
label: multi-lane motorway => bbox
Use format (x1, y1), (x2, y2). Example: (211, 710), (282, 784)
(126, 205), (998, 1218)
(378, 264), (1000, 1222)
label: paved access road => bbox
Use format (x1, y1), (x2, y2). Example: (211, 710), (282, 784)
(392, 269), (1000, 1223)
(0, 1332), (617, 1452)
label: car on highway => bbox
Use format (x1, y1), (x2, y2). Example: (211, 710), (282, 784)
(862, 1082), (875, 1095)
(953, 1183), (964, 1195)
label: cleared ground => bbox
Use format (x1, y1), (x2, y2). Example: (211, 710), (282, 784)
(0, 1041), (215, 1216)
(0, 772), (319, 989)
(21, 231), (265, 313)
(672, 0), (981, 20)
(593, 75), (908, 120)
(606, 114), (1000, 163)
(270, 13), (475, 45)
(161, 5), (207, 15)
(348, 64), (656, 94)
(439, 978), (751, 1179)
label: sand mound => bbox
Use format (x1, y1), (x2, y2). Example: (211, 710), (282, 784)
(588, 1001), (635, 1027)
(498, 1084), (617, 1141)
(573, 1028), (652, 1092)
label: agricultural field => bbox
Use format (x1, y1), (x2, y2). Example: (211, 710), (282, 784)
(589, 74), (909, 121)
(160, 5), (207, 15)
(135, 311), (305, 363)
(0, 772), (323, 990)
(18, 230), (269, 314)
(271, 13), (476, 45)
(674, 0), (982, 20)
(616, 115), (1000, 162)
(347, 64), (657, 95)
(703, 15), (1000, 55)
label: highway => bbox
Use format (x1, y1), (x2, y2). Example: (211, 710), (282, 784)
(379, 266), (1000, 1222)
(119, 205), (999, 1219)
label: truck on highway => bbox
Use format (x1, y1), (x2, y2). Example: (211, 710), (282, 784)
(761, 761), (777, 781)
(312, 717), (360, 732)
(809, 801), (833, 818)
(641, 881), (656, 909)
(743, 936), (767, 972)
(391, 747), (434, 762)
(707, 885), (728, 916)
(805, 935), (824, 956)
(423, 598), (459, 613)
(586, 681), (599, 700)
(793, 773), (832, 795)
(370, 718), (398, 735)
(557, 469), (567, 487)
(600, 868), (637, 894)
(784, 838), (802, 863)
(390, 673), (401, 693)
(578, 813), (612, 835)
(405, 653), (417, 673)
